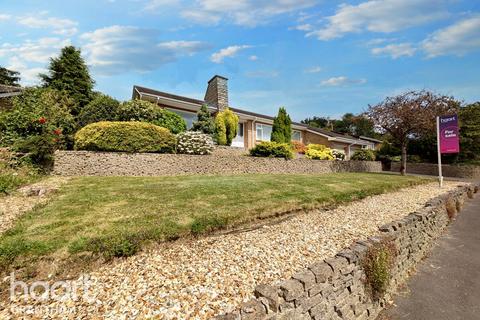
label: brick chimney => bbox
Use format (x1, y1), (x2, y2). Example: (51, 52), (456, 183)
(204, 75), (229, 111)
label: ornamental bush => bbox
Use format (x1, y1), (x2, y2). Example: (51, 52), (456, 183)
(117, 100), (187, 134)
(351, 149), (376, 161)
(177, 131), (214, 155)
(77, 93), (120, 127)
(74, 121), (176, 153)
(291, 141), (307, 154)
(191, 104), (215, 134)
(249, 141), (294, 159)
(332, 149), (346, 161)
(214, 108), (239, 146)
(305, 144), (334, 160)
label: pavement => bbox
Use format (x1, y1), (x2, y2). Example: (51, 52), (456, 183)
(381, 192), (480, 320)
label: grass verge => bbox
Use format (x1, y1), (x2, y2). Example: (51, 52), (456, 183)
(0, 173), (428, 273)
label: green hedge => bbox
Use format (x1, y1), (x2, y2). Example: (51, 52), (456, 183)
(249, 141), (294, 159)
(351, 149), (376, 161)
(117, 100), (186, 134)
(74, 121), (176, 153)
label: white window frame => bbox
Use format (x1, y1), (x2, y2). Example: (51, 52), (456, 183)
(256, 123), (272, 141)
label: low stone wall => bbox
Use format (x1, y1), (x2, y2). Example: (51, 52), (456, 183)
(390, 162), (480, 179)
(217, 184), (478, 320)
(52, 151), (382, 176)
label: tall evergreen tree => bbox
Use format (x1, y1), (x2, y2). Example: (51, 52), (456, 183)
(271, 107), (292, 143)
(40, 46), (94, 115)
(0, 67), (21, 86)
(192, 104), (215, 134)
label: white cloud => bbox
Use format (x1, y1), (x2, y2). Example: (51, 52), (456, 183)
(210, 45), (252, 63)
(308, 0), (449, 40)
(18, 12), (78, 36)
(144, 0), (180, 11)
(0, 14), (11, 21)
(371, 43), (417, 58)
(249, 55), (258, 61)
(80, 25), (210, 75)
(0, 37), (71, 85)
(289, 24), (313, 31)
(422, 16), (480, 58)
(320, 76), (367, 86)
(304, 66), (322, 73)
(180, 0), (316, 27)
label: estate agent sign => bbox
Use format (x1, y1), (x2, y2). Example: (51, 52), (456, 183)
(439, 115), (460, 154)
(436, 114), (460, 187)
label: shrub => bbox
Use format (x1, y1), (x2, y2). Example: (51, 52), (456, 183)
(177, 131), (214, 155)
(249, 141), (294, 159)
(271, 107), (292, 143)
(117, 100), (187, 134)
(0, 87), (76, 149)
(77, 93), (120, 127)
(351, 149), (376, 161)
(362, 239), (397, 301)
(291, 141), (306, 154)
(191, 104), (215, 134)
(214, 108), (239, 146)
(305, 144), (334, 160)
(332, 149), (346, 161)
(74, 121), (176, 153)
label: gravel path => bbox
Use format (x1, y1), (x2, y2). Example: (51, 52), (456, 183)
(0, 177), (69, 234)
(3, 181), (464, 319)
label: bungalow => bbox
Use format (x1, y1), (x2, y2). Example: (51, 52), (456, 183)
(132, 75), (379, 159)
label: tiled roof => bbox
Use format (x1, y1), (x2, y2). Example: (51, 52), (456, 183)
(133, 85), (380, 144)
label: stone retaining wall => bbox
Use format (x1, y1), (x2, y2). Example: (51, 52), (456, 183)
(217, 184), (478, 320)
(52, 151), (382, 176)
(390, 162), (480, 179)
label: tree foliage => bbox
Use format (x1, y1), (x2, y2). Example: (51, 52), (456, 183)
(302, 113), (377, 138)
(40, 46), (94, 114)
(117, 99), (187, 134)
(0, 67), (20, 86)
(271, 107), (292, 143)
(191, 104), (215, 134)
(459, 102), (480, 162)
(214, 108), (239, 146)
(367, 90), (460, 174)
(77, 93), (120, 127)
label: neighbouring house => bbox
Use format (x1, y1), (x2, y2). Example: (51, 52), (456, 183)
(132, 75), (380, 159)
(0, 84), (22, 109)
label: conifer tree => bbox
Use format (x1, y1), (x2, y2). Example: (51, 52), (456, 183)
(40, 46), (94, 115)
(192, 104), (215, 134)
(0, 66), (21, 86)
(271, 107), (292, 143)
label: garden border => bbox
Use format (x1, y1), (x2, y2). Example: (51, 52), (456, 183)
(216, 183), (479, 319)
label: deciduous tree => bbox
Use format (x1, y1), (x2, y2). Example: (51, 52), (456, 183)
(367, 90), (460, 175)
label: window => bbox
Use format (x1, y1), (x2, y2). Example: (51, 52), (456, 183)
(292, 130), (301, 141)
(166, 108), (196, 129)
(256, 123), (272, 141)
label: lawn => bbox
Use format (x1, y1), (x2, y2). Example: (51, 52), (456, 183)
(0, 173), (428, 271)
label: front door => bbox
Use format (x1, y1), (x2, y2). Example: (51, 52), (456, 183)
(231, 123), (245, 148)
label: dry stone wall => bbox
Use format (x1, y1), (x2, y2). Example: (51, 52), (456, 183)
(390, 162), (480, 179)
(217, 184), (478, 320)
(52, 150), (382, 176)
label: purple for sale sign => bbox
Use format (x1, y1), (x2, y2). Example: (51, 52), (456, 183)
(439, 115), (460, 154)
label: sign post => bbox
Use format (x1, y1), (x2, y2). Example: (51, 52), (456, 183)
(436, 115), (460, 188)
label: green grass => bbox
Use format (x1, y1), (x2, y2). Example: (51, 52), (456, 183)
(0, 162), (40, 196)
(0, 173), (429, 271)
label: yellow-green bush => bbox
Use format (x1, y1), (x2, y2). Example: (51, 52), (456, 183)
(74, 121), (176, 153)
(249, 141), (294, 159)
(305, 144), (335, 160)
(214, 108), (239, 146)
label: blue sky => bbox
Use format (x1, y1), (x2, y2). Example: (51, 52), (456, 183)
(1, 0), (479, 121)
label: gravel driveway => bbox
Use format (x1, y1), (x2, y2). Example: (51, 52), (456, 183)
(3, 181), (464, 319)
